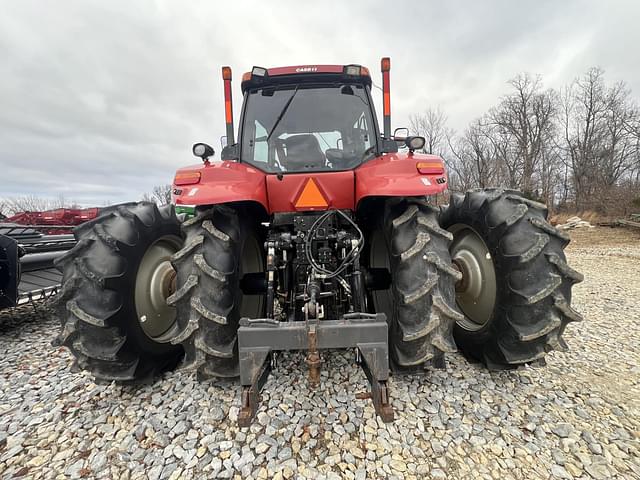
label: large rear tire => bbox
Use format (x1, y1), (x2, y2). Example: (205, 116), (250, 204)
(54, 202), (184, 381)
(439, 189), (584, 368)
(368, 198), (463, 371)
(169, 205), (264, 379)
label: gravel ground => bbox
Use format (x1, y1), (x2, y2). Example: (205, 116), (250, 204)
(1, 227), (639, 480)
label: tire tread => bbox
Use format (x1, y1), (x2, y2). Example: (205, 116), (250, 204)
(385, 199), (460, 371)
(53, 202), (183, 381)
(440, 189), (583, 368)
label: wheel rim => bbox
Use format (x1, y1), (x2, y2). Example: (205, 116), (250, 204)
(448, 224), (497, 331)
(135, 235), (182, 342)
(369, 229), (393, 319)
(239, 233), (265, 318)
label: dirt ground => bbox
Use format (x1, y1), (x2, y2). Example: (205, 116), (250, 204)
(566, 225), (640, 248)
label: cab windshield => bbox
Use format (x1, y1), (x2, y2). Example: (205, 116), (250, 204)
(240, 83), (377, 173)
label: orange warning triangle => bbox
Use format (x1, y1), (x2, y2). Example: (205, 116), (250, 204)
(295, 178), (328, 208)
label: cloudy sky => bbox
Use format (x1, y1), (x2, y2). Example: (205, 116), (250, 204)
(1, 0), (638, 206)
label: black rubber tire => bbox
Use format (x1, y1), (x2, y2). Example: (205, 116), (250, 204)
(53, 202), (184, 381)
(369, 198), (463, 371)
(168, 205), (264, 379)
(440, 189), (584, 368)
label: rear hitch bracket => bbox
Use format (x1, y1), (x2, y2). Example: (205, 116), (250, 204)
(237, 313), (394, 426)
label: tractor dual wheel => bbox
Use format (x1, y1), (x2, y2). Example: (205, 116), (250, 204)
(369, 198), (463, 371)
(440, 189), (584, 368)
(168, 206), (264, 379)
(54, 202), (184, 381)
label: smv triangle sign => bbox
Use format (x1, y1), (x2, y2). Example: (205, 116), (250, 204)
(295, 178), (328, 208)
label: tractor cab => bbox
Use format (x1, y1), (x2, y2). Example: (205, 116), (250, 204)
(237, 65), (379, 174)
(179, 59), (443, 215)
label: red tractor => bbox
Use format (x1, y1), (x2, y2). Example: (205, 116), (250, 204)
(54, 58), (583, 425)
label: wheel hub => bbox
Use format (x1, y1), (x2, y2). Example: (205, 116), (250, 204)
(135, 236), (182, 342)
(148, 261), (176, 315)
(452, 250), (484, 298)
(448, 225), (497, 331)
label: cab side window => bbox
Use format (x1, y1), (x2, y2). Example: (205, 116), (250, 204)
(252, 121), (268, 164)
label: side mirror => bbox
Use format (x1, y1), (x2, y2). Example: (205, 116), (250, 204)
(393, 127), (409, 140)
(221, 144), (239, 161)
(193, 143), (214, 162)
(405, 136), (426, 152)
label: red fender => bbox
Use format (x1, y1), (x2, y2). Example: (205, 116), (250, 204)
(173, 153), (448, 214)
(172, 161), (269, 213)
(354, 152), (448, 207)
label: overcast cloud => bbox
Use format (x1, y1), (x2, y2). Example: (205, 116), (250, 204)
(1, 0), (639, 206)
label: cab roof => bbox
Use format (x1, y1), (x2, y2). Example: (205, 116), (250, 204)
(241, 64), (371, 93)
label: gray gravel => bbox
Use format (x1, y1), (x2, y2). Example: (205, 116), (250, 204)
(1, 230), (639, 479)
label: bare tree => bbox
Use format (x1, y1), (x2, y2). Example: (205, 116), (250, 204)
(538, 144), (564, 208)
(409, 66), (640, 214)
(600, 81), (638, 187)
(489, 73), (557, 197)
(142, 184), (173, 206)
(560, 67), (640, 211)
(409, 107), (450, 155)
(153, 184), (173, 205)
(417, 77), (559, 199)
(447, 119), (500, 190)
(0, 194), (74, 216)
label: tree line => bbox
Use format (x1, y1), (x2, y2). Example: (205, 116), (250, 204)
(0, 186), (172, 218)
(410, 67), (640, 215)
(0, 195), (76, 217)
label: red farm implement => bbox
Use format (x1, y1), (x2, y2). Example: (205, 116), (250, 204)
(0, 208), (99, 309)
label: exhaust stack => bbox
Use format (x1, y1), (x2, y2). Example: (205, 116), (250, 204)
(222, 66), (235, 145)
(381, 57), (391, 138)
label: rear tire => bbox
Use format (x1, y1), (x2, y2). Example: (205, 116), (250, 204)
(54, 202), (184, 382)
(169, 205), (264, 379)
(368, 198), (462, 371)
(440, 189), (584, 368)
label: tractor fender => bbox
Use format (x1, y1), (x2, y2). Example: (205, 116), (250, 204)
(172, 161), (269, 214)
(355, 152), (448, 208)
